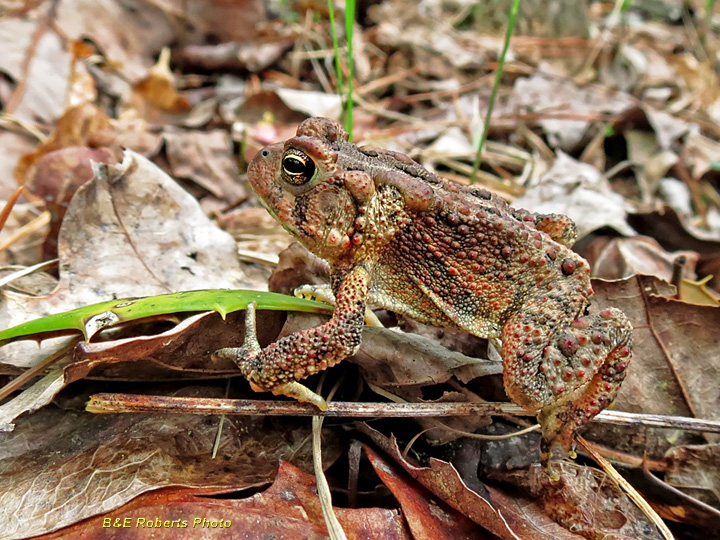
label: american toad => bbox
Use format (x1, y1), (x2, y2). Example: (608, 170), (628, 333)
(215, 118), (632, 464)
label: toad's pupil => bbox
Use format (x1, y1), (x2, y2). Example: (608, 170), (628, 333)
(281, 153), (315, 185)
(284, 157), (307, 173)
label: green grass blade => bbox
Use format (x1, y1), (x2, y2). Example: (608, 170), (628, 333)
(0, 290), (331, 347)
(471, 0), (521, 183)
(706, 0), (716, 29)
(344, 0), (355, 137)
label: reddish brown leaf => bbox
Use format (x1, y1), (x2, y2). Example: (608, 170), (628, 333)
(128, 49), (191, 122)
(485, 462), (660, 540)
(15, 103), (114, 182)
(361, 426), (663, 539)
(361, 427), (522, 539)
(68, 310), (285, 382)
(40, 461), (410, 540)
(364, 444), (487, 539)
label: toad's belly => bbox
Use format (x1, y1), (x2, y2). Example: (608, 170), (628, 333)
(369, 264), (515, 338)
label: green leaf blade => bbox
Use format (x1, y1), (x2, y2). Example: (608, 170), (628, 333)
(0, 290), (331, 347)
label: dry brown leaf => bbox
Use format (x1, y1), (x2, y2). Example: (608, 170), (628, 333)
(15, 103), (114, 184)
(364, 427), (664, 539)
(362, 427), (576, 540)
(628, 207), (720, 253)
(679, 276), (720, 306)
(268, 241), (331, 294)
(370, 1), (497, 74)
(55, 0), (179, 81)
(174, 39), (293, 74)
(0, 390), (341, 539)
(508, 70), (634, 151)
(512, 152), (635, 237)
(178, 0), (266, 44)
(628, 208), (720, 292)
(163, 129), (247, 203)
(23, 146), (119, 260)
(590, 236), (698, 283)
(504, 462), (662, 539)
(0, 16), (71, 122)
(0, 131), (36, 200)
(641, 106), (691, 152)
(70, 310), (284, 382)
(665, 444), (720, 509)
(274, 88), (343, 120)
(278, 312), (502, 393)
(0, 149), (250, 371)
(127, 48), (192, 122)
(591, 276), (720, 448)
(480, 484), (587, 540)
(0, 198), (46, 267)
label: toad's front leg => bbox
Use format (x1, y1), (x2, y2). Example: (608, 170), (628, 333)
(213, 265), (370, 410)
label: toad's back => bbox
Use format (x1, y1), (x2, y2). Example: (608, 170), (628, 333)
(337, 144), (592, 340)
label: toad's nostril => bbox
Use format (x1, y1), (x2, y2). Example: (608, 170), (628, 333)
(261, 149), (270, 157)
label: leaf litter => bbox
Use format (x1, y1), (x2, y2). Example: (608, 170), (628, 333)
(1, 0), (720, 538)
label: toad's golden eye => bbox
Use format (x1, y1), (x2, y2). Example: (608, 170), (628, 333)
(281, 150), (315, 186)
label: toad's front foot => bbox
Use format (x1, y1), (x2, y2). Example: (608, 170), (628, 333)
(212, 302), (328, 411)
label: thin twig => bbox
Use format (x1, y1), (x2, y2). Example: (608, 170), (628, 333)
(85, 394), (720, 434)
(0, 186), (27, 235)
(0, 339), (77, 402)
(355, 67), (420, 97)
(0, 259), (58, 289)
(0, 210), (51, 252)
(211, 378), (231, 459)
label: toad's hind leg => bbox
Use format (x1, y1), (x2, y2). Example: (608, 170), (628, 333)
(501, 299), (632, 466)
